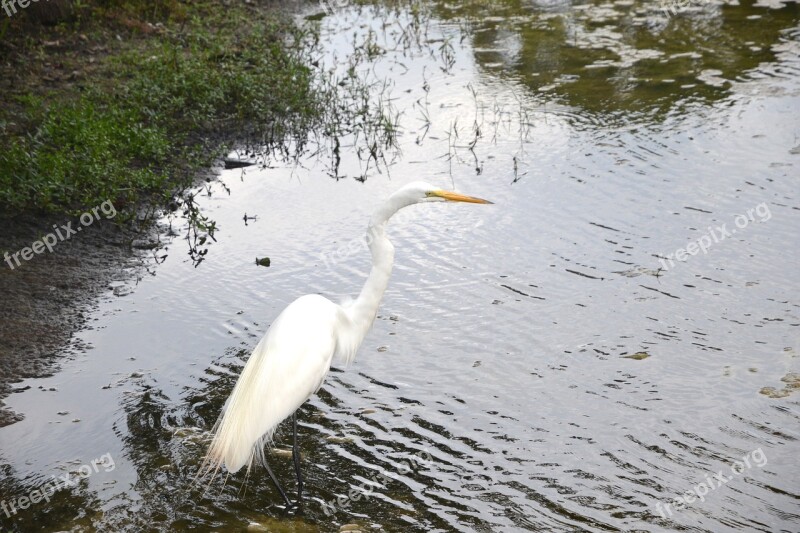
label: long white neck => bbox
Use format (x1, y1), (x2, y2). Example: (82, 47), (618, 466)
(345, 194), (413, 342)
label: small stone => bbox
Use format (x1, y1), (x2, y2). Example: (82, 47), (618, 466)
(326, 435), (353, 444)
(271, 448), (294, 459)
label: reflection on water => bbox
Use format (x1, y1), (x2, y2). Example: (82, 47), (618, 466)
(441, 0), (800, 117)
(1, 1), (799, 532)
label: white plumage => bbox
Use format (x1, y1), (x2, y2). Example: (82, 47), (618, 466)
(206, 295), (346, 473)
(199, 181), (492, 503)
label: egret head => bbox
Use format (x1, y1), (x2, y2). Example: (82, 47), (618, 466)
(395, 181), (493, 206)
(372, 181), (492, 227)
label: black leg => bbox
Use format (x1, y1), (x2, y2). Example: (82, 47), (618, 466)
(292, 413), (304, 502)
(264, 457), (292, 508)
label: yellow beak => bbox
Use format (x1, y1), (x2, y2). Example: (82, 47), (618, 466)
(430, 190), (493, 204)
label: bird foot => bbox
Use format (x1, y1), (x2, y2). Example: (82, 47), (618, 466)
(282, 498), (303, 513)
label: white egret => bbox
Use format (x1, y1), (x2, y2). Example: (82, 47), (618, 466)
(201, 181), (492, 506)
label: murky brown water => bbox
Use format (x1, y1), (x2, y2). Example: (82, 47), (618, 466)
(2, 1), (799, 531)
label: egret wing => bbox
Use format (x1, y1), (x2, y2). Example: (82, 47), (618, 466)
(203, 294), (344, 474)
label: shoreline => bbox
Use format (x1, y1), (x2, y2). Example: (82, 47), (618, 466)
(0, 0), (316, 426)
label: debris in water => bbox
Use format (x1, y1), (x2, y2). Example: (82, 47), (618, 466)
(223, 157), (255, 169)
(255, 257), (271, 267)
(622, 352), (651, 360)
(760, 372), (800, 398)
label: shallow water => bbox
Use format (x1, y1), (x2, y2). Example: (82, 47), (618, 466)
(2, 1), (799, 531)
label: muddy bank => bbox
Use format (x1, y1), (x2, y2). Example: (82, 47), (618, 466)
(0, 214), (154, 426)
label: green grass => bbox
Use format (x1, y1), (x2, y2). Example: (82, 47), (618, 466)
(1, 95), (170, 215)
(0, 1), (323, 218)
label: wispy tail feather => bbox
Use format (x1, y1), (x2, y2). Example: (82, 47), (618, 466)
(195, 294), (341, 488)
(198, 361), (278, 479)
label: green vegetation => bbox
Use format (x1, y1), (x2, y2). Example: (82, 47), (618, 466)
(0, 1), (323, 218)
